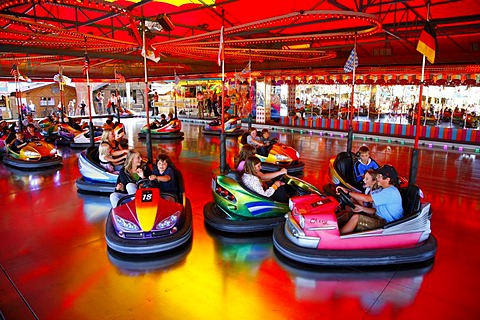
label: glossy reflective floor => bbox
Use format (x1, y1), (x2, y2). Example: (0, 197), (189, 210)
(1, 118), (479, 320)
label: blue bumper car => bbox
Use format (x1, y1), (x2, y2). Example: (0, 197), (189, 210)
(76, 146), (118, 193)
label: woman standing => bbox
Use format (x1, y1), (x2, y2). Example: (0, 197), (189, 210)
(107, 93), (116, 115)
(151, 91), (159, 116)
(197, 91), (205, 119)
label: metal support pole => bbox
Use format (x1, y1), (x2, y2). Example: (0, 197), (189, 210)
(346, 124), (353, 154)
(87, 83), (94, 147)
(220, 132), (227, 173)
(142, 20), (153, 163)
(409, 148), (419, 185)
(219, 11), (228, 173)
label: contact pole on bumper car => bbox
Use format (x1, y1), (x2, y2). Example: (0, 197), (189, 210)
(219, 13), (228, 174)
(219, 56), (227, 173)
(83, 40), (94, 148)
(346, 125), (353, 154)
(410, 5), (431, 186)
(410, 62), (425, 186)
(346, 36), (357, 155)
(59, 67), (66, 124)
(142, 20), (153, 163)
(14, 77), (24, 132)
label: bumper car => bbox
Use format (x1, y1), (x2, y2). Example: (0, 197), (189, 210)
(138, 119), (184, 140)
(38, 118), (59, 142)
(0, 135), (8, 156)
(105, 170), (192, 255)
(3, 139), (62, 169)
(117, 108), (135, 118)
(202, 116), (244, 136)
(203, 168), (320, 233)
(70, 129), (102, 148)
(76, 146), (118, 193)
(72, 123), (125, 149)
(239, 133), (305, 174)
(323, 152), (406, 196)
(55, 123), (82, 145)
(273, 184), (437, 266)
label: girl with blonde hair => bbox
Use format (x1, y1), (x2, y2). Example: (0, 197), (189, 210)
(109, 150), (152, 207)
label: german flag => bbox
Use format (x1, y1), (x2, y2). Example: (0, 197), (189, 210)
(416, 21), (436, 64)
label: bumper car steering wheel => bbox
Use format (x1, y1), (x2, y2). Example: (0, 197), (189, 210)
(136, 178), (160, 189)
(337, 189), (355, 208)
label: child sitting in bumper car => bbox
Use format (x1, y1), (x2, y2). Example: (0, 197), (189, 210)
(9, 131), (27, 153)
(353, 146), (379, 182)
(241, 156), (289, 203)
(98, 142), (126, 173)
(147, 153), (178, 194)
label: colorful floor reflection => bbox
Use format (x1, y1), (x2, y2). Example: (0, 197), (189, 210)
(0, 118), (479, 319)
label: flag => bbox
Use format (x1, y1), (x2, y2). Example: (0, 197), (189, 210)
(115, 72), (126, 82)
(18, 71), (31, 82)
(344, 48), (358, 73)
(10, 64), (31, 82)
(217, 26), (224, 67)
(54, 73), (71, 84)
(417, 21), (436, 64)
(10, 65), (18, 78)
(142, 38), (160, 63)
(234, 73), (245, 83)
(241, 61), (251, 74)
(82, 53), (90, 76)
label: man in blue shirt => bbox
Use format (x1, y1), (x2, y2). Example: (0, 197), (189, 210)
(337, 165), (403, 234)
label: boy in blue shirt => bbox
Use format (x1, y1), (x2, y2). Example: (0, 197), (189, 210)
(354, 146), (379, 182)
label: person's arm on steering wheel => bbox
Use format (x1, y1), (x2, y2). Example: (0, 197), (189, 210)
(247, 135), (265, 147)
(16, 140), (28, 149)
(336, 186), (373, 205)
(252, 139), (265, 147)
(259, 168), (287, 181)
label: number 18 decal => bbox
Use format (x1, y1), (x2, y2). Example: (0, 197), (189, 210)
(142, 190), (153, 202)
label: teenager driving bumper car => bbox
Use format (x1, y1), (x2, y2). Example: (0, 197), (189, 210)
(273, 166), (436, 266)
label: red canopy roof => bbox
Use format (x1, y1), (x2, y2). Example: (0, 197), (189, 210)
(0, 0), (479, 81)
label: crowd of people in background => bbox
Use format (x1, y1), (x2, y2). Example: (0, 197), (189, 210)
(195, 90), (222, 119)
